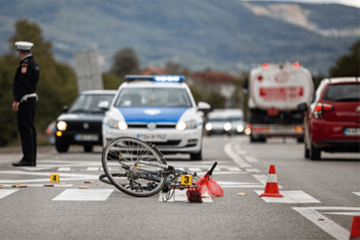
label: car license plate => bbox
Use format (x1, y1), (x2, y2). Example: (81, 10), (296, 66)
(75, 134), (99, 141)
(344, 128), (360, 136)
(137, 134), (167, 142)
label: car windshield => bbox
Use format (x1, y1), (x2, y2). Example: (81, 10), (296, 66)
(69, 94), (115, 113)
(114, 87), (192, 107)
(322, 83), (360, 102)
(208, 117), (229, 122)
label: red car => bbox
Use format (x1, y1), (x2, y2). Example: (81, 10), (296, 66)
(301, 77), (360, 160)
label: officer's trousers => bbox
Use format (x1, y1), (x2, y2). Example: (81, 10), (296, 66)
(17, 98), (37, 163)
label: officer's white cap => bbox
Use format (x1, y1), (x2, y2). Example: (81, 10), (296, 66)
(15, 41), (34, 51)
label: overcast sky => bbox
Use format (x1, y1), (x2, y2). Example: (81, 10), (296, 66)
(245, 0), (360, 8)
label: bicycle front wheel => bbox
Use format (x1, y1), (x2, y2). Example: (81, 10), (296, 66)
(102, 137), (167, 197)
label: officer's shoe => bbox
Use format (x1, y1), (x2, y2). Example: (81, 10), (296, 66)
(12, 160), (36, 167)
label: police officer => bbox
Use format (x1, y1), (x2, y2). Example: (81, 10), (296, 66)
(12, 41), (40, 167)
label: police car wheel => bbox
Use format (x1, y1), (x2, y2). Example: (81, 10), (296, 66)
(190, 150), (202, 160)
(83, 145), (93, 153)
(55, 140), (69, 153)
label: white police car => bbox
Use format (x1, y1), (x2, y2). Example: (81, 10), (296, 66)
(101, 75), (211, 160)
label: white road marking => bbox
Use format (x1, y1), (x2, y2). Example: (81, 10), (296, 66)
(236, 150), (247, 155)
(217, 181), (264, 188)
(196, 171), (248, 176)
(323, 212), (360, 216)
(159, 190), (212, 203)
(353, 192), (360, 197)
(245, 168), (260, 173)
(0, 171), (99, 183)
(0, 184), (73, 188)
(255, 190), (321, 203)
(53, 189), (114, 201)
(58, 167), (71, 171)
(225, 167), (242, 172)
(0, 189), (18, 199)
(224, 143), (252, 168)
(243, 155), (258, 162)
(293, 207), (360, 240)
(85, 167), (99, 171)
(188, 168), (202, 172)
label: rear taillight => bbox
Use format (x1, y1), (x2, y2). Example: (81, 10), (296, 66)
(313, 103), (334, 119)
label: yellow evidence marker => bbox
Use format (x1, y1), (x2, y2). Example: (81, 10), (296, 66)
(180, 175), (193, 185)
(50, 174), (60, 183)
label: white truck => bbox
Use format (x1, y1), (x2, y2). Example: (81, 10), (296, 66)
(246, 63), (314, 142)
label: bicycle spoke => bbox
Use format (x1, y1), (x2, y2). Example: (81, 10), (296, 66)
(102, 137), (167, 197)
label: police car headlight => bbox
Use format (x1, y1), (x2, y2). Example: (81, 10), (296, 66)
(108, 119), (128, 130)
(176, 120), (197, 131)
(57, 121), (67, 131)
(118, 121), (128, 130)
(237, 125), (244, 132)
(224, 122), (232, 131)
(205, 123), (213, 131)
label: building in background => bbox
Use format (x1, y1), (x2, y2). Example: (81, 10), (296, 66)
(75, 50), (103, 92)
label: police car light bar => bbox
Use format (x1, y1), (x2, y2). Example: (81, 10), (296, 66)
(125, 75), (185, 82)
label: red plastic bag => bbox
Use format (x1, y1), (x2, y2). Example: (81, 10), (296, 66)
(195, 175), (223, 197)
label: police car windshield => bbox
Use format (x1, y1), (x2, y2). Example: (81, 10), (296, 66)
(114, 88), (192, 107)
(69, 94), (115, 113)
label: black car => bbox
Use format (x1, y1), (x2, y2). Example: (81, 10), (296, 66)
(55, 90), (117, 153)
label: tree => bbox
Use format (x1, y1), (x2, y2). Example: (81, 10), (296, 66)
(0, 19), (78, 146)
(165, 61), (188, 75)
(329, 40), (359, 77)
(103, 72), (124, 90)
(110, 48), (140, 77)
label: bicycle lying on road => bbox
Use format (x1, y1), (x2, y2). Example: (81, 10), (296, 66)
(99, 137), (219, 201)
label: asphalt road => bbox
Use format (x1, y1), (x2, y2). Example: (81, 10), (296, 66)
(0, 135), (359, 240)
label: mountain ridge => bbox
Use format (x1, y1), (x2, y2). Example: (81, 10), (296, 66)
(0, 1), (358, 75)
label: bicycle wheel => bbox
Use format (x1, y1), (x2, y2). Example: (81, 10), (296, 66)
(102, 137), (167, 197)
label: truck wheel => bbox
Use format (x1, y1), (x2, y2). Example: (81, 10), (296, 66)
(250, 135), (257, 143)
(309, 142), (321, 160)
(55, 140), (69, 153)
(297, 137), (304, 143)
(304, 142), (309, 159)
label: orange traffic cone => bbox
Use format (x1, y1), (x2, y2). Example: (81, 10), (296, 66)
(260, 165), (284, 198)
(350, 216), (360, 239)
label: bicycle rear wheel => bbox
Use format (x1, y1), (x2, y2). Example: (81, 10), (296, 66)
(102, 137), (167, 197)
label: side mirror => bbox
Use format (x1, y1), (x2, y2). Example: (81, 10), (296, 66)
(198, 101), (211, 111)
(63, 106), (69, 113)
(297, 102), (308, 112)
(98, 101), (109, 111)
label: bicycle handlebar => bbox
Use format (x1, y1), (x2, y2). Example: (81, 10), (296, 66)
(205, 162), (217, 177)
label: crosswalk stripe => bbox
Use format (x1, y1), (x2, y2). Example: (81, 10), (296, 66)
(58, 167), (71, 171)
(86, 167), (99, 171)
(0, 184), (73, 188)
(159, 189), (212, 203)
(52, 189), (114, 201)
(225, 167), (242, 172)
(188, 168), (202, 172)
(0, 189), (18, 199)
(255, 190), (321, 203)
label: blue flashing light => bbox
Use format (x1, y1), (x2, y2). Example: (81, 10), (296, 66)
(125, 75), (185, 82)
(153, 75), (184, 82)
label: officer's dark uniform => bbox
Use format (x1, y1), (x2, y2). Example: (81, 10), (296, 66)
(12, 53), (40, 166)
